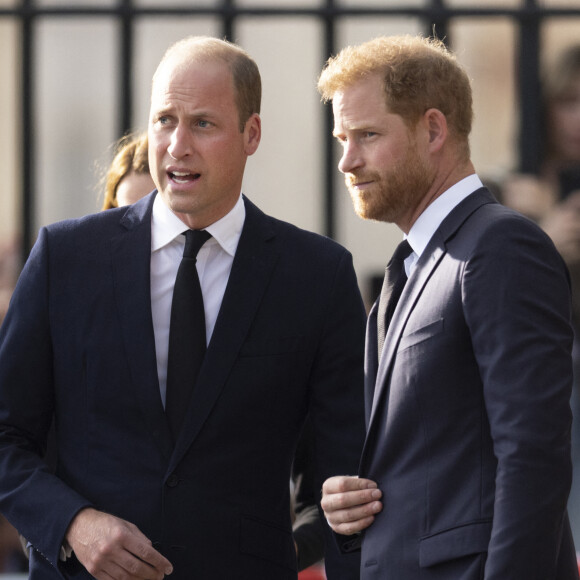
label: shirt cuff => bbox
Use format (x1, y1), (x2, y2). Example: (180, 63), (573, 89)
(59, 540), (73, 562)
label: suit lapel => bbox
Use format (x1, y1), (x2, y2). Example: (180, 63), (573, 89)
(169, 197), (279, 469)
(368, 239), (446, 428)
(361, 188), (496, 472)
(111, 192), (174, 461)
(364, 300), (380, 427)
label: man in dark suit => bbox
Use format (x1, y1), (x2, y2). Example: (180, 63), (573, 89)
(318, 35), (579, 578)
(0, 36), (366, 579)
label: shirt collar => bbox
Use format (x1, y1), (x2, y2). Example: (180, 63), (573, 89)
(151, 192), (246, 257)
(406, 173), (483, 259)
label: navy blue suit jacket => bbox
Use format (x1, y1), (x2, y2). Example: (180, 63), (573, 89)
(359, 189), (579, 579)
(0, 193), (366, 579)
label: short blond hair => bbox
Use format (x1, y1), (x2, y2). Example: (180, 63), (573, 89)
(318, 35), (473, 144)
(153, 36), (261, 132)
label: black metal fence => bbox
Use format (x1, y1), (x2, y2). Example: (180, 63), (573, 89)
(2, 0), (580, 254)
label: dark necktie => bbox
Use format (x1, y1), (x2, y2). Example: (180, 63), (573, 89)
(377, 239), (412, 356)
(166, 229), (212, 442)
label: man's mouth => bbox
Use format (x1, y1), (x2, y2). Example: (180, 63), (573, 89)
(169, 170), (201, 184)
(348, 178), (373, 189)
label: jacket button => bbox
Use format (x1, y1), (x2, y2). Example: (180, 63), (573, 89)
(166, 474), (179, 487)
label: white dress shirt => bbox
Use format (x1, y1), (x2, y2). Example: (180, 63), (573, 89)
(150, 193), (245, 406)
(403, 174), (484, 275)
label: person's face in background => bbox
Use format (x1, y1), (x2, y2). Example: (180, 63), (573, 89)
(548, 75), (580, 164)
(148, 55), (261, 230)
(115, 171), (156, 207)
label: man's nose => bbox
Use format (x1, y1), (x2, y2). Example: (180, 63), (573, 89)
(338, 141), (362, 174)
(167, 124), (193, 160)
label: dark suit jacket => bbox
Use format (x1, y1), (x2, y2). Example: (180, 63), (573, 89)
(0, 193), (366, 579)
(359, 188), (579, 579)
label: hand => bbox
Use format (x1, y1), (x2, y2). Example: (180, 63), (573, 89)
(66, 508), (173, 579)
(320, 476), (382, 536)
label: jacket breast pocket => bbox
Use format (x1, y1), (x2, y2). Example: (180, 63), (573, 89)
(419, 520), (492, 567)
(398, 317), (444, 352)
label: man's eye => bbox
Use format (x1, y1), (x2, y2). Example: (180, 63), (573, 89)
(198, 120), (210, 128)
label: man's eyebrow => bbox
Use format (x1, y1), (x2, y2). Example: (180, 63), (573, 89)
(151, 104), (172, 116)
(332, 123), (370, 136)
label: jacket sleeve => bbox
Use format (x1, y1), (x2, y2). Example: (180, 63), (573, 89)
(291, 416), (325, 571)
(0, 227), (92, 570)
(463, 215), (575, 578)
(306, 249), (367, 580)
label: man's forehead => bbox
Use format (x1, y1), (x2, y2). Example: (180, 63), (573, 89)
(151, 59), (232, 104)
(155, 53), (229, 82)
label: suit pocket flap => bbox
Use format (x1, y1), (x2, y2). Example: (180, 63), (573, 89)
(240, 515), (296, 571)
(419, 520), (492, 567)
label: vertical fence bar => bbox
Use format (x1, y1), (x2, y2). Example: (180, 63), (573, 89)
(429, 0), (449, 43)
(222, 0), (235, 42)
(322, 0), (336, 239)
(119, 0), (134, 136)
(21, 0), (34, 259)
(518, 0), (541, 173)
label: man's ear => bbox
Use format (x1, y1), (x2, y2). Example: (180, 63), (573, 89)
(244, 113), (261, 156)
(424, 108), (447, 153)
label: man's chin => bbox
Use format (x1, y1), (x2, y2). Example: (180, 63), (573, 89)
(359, 209), (399, 226)
(352, 200), (385, 222)
(350, 189), (379, 220)
(161, 190), (196, 212)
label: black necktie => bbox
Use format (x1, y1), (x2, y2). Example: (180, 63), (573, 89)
(166, 229), (212, 441)
(377, 239), (412, 356)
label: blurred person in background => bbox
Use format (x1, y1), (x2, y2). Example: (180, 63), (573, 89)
(501, 44), (580, 553)
(101, 131), (155, 210)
